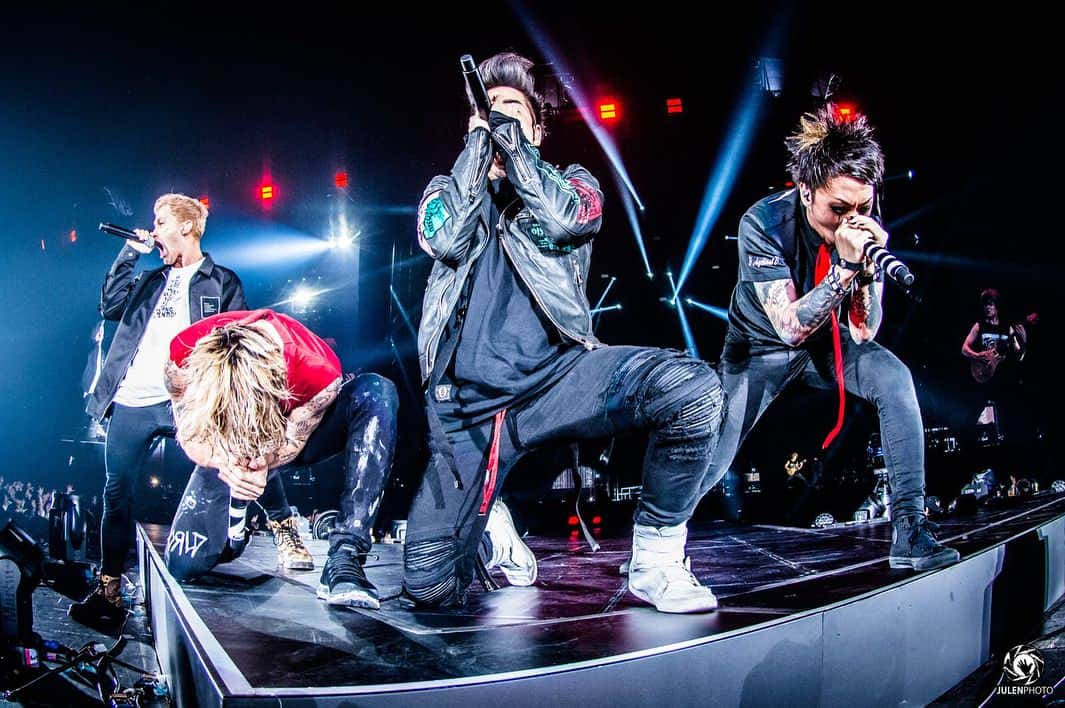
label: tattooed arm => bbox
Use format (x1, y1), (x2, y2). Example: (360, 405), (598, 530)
(847, 277), (884, 343)
(844, 214), (887, 343)
(754, 266), (857, 347)
(247, 376), (342, 471)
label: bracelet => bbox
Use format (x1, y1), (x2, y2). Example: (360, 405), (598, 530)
(837, 257), (864, 272)
(824, 265), (849, 296)
(855, 265), (884, 286)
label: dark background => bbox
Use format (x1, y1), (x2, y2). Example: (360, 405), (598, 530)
(0, 4), (1049, 528)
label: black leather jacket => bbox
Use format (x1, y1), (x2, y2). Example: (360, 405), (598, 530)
(86, 244), (247, 420)
(415, 121), (605, 382)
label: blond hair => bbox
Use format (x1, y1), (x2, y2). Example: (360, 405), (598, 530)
(178, 322), (292, 462)
(154, 193), (209, 240)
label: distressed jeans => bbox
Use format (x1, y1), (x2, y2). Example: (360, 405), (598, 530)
(403, 345), (725, 607)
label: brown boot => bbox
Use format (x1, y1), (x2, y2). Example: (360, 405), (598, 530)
(68, 573), (127, 626)
(268, 516), (314, 570)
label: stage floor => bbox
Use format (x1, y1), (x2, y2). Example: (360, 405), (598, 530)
(140, 492), (1065, 690)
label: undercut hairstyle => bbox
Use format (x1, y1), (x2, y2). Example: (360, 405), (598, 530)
(178, 322), (293, 462)
(154, 193), (209, 240)
(785, 103), (885, 191)
(471, 51), (544, 126)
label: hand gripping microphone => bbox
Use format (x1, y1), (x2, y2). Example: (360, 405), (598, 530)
(460, 54), (491, 119)
(99, 222), (152, 246)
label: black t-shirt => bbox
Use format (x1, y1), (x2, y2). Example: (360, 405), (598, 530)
(436, 179), (583, 424)
(724, 190), (835, 359)
(975, 320), (1011, 355)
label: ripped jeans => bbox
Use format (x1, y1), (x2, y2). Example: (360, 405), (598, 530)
(165, 373), (398, 581)
(403, 345), (724, 607)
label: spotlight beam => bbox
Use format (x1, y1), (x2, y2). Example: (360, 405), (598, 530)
(514, 0), (645, 212)
(666, 270), (698, 358)
(592, 276), (617, 313)
(614, 174), (654, 278)
(676, 80), (767, 292)
(685, 297), (730, 322)
(389, 286), (419, 344)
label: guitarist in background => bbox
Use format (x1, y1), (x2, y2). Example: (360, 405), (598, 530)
(962, 288), (1029, 385)
(962, 288), (1037, 444)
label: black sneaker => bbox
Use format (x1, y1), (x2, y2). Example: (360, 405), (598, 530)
(316, 546), (379, 609)
(889, 516), (961, 571)
(68, 574), (128, 627)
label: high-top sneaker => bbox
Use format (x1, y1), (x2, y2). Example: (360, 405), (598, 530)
(889, 515), (960, 571)
(479, 500), (537, 586)
(628, 523), (717, 613)
(317, 544), (379, 609)
(268, 515), (314, 571)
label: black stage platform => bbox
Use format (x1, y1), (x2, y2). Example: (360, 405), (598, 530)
(139, 493), (1065, 707)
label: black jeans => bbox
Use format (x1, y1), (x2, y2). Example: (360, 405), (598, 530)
(101, 402), (294, 576)
(403, 346), (724, 607)
(697, 338), (926, 521)
(165, 374), (398, 581)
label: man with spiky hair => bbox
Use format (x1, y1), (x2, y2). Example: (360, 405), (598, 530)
(406, 51), (725, 613)
(698, 103), (958, 571)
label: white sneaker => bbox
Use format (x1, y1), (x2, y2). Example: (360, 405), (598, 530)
(628, 523), (717, 613)
(483, 500), (537, 586)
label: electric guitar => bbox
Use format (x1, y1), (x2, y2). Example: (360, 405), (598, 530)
(970, 313), (1037, 383)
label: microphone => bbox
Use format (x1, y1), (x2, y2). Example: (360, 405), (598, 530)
(99, 222), (152, 246)
(460, 54), (491, 119)
(863, 241), (914, 287)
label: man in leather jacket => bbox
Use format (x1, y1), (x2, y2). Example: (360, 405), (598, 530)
(403, 52), (726, 614)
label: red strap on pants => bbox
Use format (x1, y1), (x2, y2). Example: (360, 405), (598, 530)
(815, 245), (846, 449)
(480, 409), (507, 515)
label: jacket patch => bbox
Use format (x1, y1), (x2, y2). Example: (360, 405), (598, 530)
(571, 179), (602, 225)
(201, 296), (221, 317)
(422, 197), (450, 240)
(520, 215), (573, 254)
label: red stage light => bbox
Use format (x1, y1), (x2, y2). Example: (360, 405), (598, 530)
(591, 515), (602, 525)
(666, 97), (683, 115)
(567, 515), (579, 527)
(69, 230), (77, 243)
(334, 171), (349, 189)
(598, 99), (619, 122)
(199, 196), (210, 208)
(834, 103), (857, 123)
(260, 184), (274, 201)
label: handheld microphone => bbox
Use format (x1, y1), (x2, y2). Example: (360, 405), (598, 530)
(863, 241), (914, 288)
(460, 54), (491, 119)
(99, 222), (151, 246)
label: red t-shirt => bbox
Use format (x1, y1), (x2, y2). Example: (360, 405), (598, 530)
(170, 309), (341, 413)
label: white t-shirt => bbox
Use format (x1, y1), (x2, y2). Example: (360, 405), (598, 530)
(113, 258), (204, 407)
